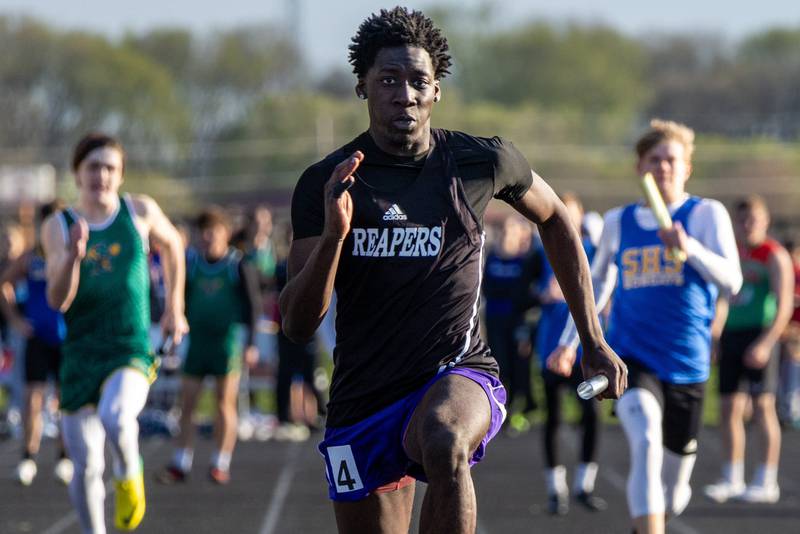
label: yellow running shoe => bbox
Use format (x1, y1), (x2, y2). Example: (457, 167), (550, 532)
(114, 471), (146, 531)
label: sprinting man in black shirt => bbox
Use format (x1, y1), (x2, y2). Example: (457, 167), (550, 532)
(279, 7), (627, 533)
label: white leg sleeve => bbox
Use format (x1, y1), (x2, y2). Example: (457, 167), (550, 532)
(62, 407), (107, 534)
(662, 449), (696, 517)
(97, 368), (150, 480)
(617, 388), (665, 518)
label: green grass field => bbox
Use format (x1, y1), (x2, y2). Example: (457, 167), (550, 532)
(505, 365), (722, 431)
(0, 364), (723, 430)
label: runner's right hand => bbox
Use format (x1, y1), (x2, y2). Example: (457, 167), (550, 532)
(323, 151), (364, 241)
(546, 345), (576, 377)
(10, 316), (33, 338)
(743, 338), (772, 369)
(244, 345), (259, 369)
(68, 218), (89, 260)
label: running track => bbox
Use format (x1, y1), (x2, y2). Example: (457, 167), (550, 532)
(1, 425), (798, 533)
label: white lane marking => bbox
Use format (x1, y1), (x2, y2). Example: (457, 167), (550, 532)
(259, 443), (300, 534)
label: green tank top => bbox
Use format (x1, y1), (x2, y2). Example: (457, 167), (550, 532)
(726, 239), (780, 330)
(244, 241), (276, 279)
(186, 248), (245, 336)
(61, 195), (151, 359)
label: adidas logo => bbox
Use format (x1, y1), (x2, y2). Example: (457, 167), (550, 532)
(382, 204), (408, 221)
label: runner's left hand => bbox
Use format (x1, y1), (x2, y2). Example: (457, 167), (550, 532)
(743, 339), (772, 369)
(657, 221), (689, 255)
(580, 341), (627, 400)
(244, 345), (259, 369)
(160, 308), (189, 346)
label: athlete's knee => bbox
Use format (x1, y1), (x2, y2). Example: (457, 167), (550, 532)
(216, 402), (237, 424)
(580, 400), (598, 427)
(98, 405), (119, 434)
(98, 405), (136, 441)
(418, 425), (471, 478)
(618, 389), (662, 448)
(72, 448), (105, 481)
(86, 455), (105, 481)
(752, 393), (777, 417)
(626, 418), (661, 458)
(72, 452), (102, 474)
(545, 408), (561, 431)
(722, 393), (747, 419)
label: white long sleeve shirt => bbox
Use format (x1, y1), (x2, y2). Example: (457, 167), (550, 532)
(559, 195), (743, 349)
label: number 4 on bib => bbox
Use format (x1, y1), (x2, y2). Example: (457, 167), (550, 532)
(338, 461), (357, 490)
(327, 445), (364, 493)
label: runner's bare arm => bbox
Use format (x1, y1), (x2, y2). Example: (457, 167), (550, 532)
(279, 152), (363, 343)
(512, 171), (627, 399)
(0, 254), (33, 336)
(763, 246), (795, 346)
(279, 236), (340, 343)
(238, 260), (262, 348)
(132, 194), (188, 344)
(42, 213), (87, 312)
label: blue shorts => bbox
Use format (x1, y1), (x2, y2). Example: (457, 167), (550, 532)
(318, 367), (507, 502)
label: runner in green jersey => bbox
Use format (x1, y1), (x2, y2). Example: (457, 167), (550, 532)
(41, 133), (188, 534)
(158, 206), (260, 485)
(705, 195), (794, 505)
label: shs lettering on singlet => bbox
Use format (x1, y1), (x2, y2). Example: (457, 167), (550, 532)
(327, 129), (497, 427)
(605, 197), (718, 384)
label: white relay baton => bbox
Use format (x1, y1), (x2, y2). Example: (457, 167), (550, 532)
(577, 375), (609, 400)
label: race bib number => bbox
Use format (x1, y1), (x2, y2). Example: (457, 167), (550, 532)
(327, 445), (364, 493)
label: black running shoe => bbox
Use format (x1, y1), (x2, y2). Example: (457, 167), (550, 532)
(154, 465), (187, 484)
(575, 491), (608, 512)
(548, 492), (569, 515)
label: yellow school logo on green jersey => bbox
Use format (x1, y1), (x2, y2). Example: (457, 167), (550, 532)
(85, 242), (122, 275)
(198, 277), (224, 295)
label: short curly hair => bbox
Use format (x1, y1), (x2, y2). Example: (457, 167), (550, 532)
(348, 6), (452, 79)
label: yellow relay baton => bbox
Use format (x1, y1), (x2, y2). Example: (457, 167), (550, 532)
(640, 172), (688, 264)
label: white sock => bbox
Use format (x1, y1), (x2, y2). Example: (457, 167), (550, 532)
(212, 450), (231, 472)
(722, 461), (744, 486)
(173, 448), (193, 473)
(752, 464), (778, 487)
(546, 465), (568, 496)
(573, 462), (598, 494)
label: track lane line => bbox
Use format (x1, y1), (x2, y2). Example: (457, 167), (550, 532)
(258, 442), (300, 534)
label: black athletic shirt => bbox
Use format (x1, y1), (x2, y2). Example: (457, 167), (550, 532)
(291, 129), (532, 427)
